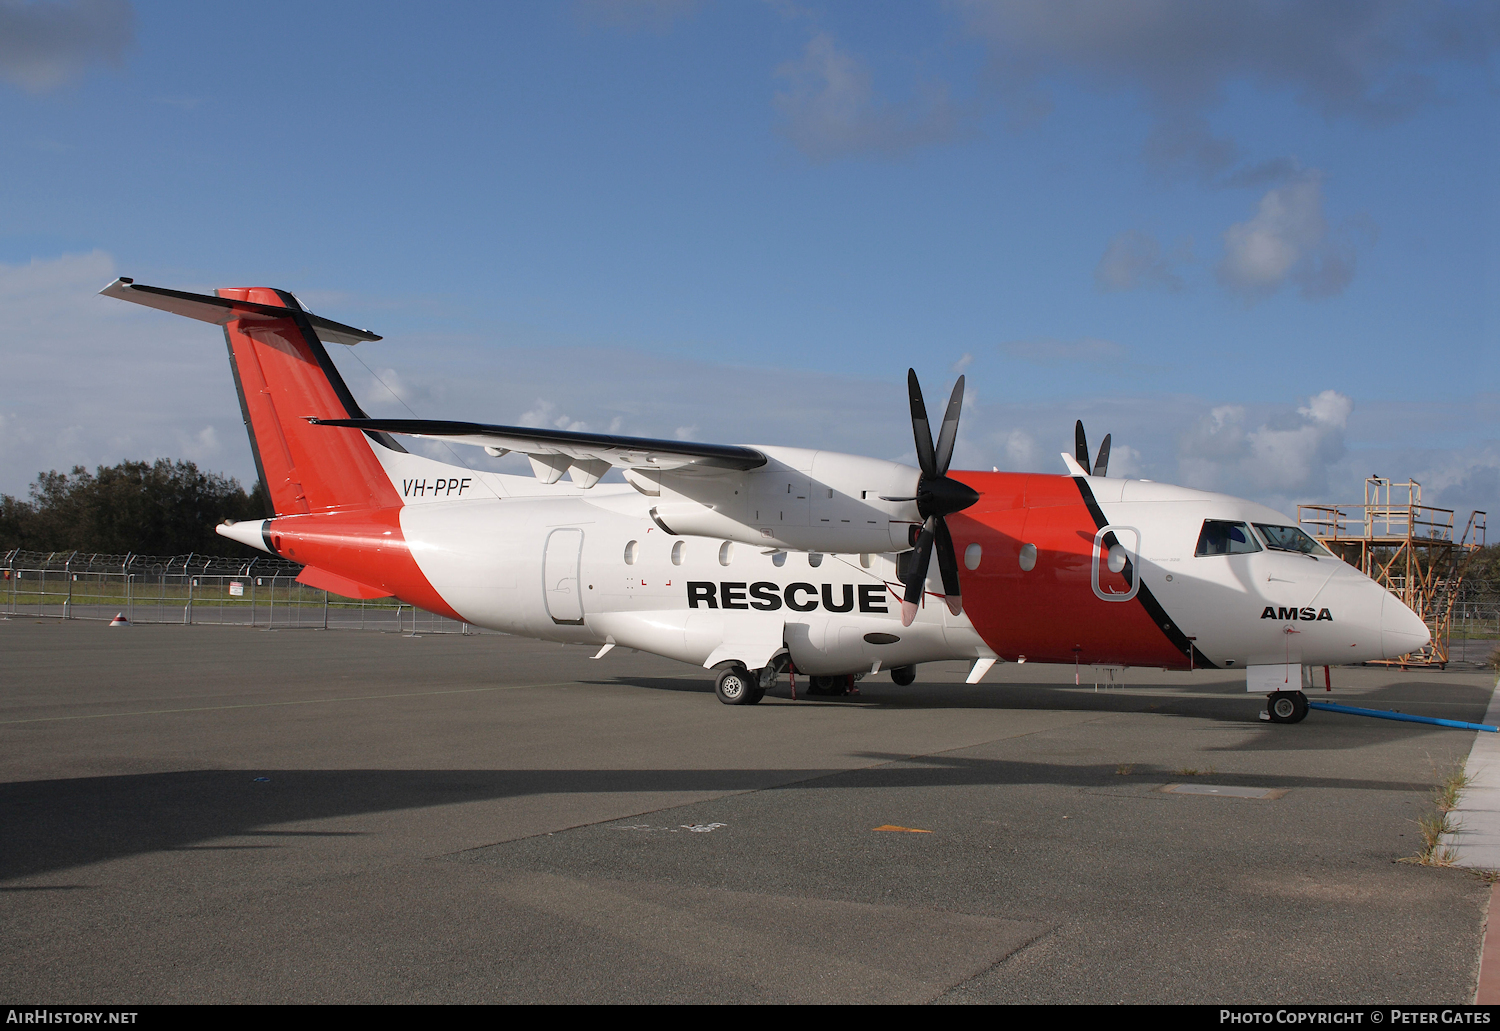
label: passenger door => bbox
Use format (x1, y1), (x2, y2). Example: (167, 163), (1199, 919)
(543, 528), (585, 625)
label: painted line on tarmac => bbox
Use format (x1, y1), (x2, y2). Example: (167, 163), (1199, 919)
(0, 681), (586, 725)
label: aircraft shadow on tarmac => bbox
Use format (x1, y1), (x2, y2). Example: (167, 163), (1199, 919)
(0, 758), (1437, 883)
(590, 674), (1494, 747)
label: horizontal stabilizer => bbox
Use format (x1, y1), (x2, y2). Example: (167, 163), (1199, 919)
(309, 418), (767, 473)
(100, 278), (381, 346)
(296, 565), (392, 600)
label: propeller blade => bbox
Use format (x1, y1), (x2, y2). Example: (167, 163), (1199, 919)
(1093, 433), (1111, 477)
(901, 520), (935, 627)
(933, 516), (963, 616)
(908, 369), (936, 476)
(1075, 420), (1090, 469)
(933, 375), (964, 475)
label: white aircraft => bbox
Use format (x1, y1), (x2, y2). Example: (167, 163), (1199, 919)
(103, 278), (1431, 723)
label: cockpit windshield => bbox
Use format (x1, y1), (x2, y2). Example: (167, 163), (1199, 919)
(1195, 520), (1262, 556)
(1253, 523), (1330, 557)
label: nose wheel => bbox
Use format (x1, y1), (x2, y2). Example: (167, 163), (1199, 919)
(1265, 691), (1309, 724)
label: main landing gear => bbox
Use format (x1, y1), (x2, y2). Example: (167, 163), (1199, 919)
(1264, 691), (1309, 724)
(806, 675), (849, 697)
(715, 665), (765, 706)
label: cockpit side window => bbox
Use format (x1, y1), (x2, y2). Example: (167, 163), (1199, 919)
(1253, 523), (1330, 557)
(1195, 519), (1262, 556)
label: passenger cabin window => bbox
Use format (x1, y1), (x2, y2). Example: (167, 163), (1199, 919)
(1253, 523), (1329, 557)
(1195, 520), (1261, 556)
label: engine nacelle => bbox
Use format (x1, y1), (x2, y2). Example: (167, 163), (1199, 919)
(628, 446), (921, 554)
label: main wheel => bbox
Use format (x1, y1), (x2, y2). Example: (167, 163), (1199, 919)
(1266, 691), (1309, 724)
(890, 665), (917, 687)
(715, 666), (754, 705)
(807, 674), (843, 696)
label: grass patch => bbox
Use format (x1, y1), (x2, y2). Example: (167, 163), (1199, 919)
(1115, 764), (1134, 776)
(1437, 767), (1471, 813)
(1402, 765), (1470, 867)
(1173, 766), (1217, 777)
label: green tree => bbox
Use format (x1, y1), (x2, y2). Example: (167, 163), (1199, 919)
(0, 460), (266, 556)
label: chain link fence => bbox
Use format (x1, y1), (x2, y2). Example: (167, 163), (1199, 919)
(1, 550), (482, 634)
(1452, 578), (1500, 639)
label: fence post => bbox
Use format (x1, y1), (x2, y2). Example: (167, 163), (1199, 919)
(323, 590), (329, 630)
(64, 551), (74, 619)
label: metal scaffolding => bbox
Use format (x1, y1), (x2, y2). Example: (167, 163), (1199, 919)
(1298, 477), (1486, 668)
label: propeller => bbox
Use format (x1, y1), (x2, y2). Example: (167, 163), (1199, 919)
(885, 370), (980, 627)
(1074, 420), (1112, 477)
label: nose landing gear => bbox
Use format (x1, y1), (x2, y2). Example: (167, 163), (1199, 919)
(1264, 691), (1310, 724)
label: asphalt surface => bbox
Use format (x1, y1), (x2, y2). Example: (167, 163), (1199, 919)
(0, 617), (1494, 1004)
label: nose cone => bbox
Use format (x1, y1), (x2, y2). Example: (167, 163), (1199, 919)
(1380, 592), (1431, 659)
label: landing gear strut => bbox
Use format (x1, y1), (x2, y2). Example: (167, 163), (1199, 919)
(1265, 691), (1309, 724)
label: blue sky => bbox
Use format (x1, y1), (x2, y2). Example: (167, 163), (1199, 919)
(1, 0), (1497, 522)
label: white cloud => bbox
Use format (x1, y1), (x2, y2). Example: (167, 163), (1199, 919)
(1298, 389), (1353, 428)
(518, 398), (590, 433)
(1001, 428), (1038, 469)
(951, 352), (974, 373)
(1178, 390), (1353, 498)
(1216, 173), (1361, 300)
(773, 33), (964, 161)
(1095, 230), (1189, 292)
(1106, 443), (1142, 477)
(0, 0), (133, 94)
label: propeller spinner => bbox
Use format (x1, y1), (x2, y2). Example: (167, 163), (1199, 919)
(889, 370), (980, 627)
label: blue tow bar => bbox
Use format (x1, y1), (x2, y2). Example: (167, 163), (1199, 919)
(1307, 700), (1498, 733)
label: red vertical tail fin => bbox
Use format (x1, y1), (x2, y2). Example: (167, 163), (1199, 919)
(101, 279), (403, 514)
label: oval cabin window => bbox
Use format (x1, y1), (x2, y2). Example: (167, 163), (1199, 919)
(1019, 543), (1037, 572)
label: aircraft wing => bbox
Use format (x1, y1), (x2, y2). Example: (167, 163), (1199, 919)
(309, 418), (767, 474)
